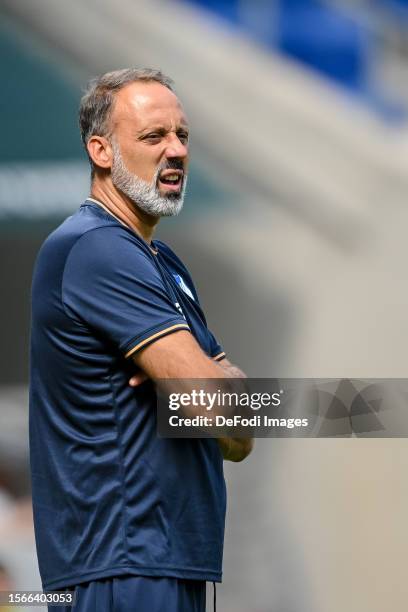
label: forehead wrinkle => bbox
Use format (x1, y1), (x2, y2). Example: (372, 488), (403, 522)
(112, 83), (188, 134)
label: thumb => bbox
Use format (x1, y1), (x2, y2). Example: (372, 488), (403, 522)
(129, 371), (148, 387)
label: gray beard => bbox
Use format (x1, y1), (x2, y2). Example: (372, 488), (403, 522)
(110, 141), (186, 217)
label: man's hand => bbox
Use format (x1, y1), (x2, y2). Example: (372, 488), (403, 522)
(216, 358), (254, 461)
(217, 358), (246, 380)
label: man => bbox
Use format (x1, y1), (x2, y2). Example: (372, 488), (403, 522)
(30, 68), (252, 612)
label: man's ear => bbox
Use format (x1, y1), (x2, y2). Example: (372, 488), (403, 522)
(87, 136), (112, 171)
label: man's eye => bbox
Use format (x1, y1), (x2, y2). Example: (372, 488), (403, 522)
(178, 133), (189, 143)
(145, 134), (161, 142)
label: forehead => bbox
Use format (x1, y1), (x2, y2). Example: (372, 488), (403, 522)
(111, 81), (188, 131)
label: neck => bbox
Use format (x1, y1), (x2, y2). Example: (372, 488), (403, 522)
(90, 174), (159, 244)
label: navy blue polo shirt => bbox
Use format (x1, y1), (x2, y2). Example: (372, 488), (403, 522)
(29, 200), (227, 590)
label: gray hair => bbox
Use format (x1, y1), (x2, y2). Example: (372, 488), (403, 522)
(79, 68), (174, 175)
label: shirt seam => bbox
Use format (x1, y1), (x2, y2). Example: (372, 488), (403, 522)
(60, 224), (153, 325)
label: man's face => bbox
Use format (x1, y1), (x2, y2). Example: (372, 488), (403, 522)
(109, 81), (189, 217)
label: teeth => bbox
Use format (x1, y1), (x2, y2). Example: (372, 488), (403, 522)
(165, 174), (179, 180)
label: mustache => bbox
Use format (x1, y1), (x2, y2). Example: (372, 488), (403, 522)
(157, 159), (185, 173)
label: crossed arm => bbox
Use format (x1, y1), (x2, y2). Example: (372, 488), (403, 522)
(130, 330), (253, 462)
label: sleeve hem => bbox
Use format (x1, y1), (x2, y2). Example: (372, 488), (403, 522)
(124, 322), (190, 358)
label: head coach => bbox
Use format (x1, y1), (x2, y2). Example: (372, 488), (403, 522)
(29, 68), (253, 612)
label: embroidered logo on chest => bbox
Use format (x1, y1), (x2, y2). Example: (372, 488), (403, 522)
(173, 274), (195, 301)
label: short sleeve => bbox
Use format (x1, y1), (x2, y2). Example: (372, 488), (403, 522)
(62, 227), (190, 357)
(207, 329), (225, 361)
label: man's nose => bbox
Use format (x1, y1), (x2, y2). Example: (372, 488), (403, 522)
(164, 134), (188, 159)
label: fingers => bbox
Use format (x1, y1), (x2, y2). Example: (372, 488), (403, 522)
(129, 371), (149, 387)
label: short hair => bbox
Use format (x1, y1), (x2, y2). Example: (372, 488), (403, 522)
(79, 68), (174, 176)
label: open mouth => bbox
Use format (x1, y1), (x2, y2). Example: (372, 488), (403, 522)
(158, 170), (183, 191)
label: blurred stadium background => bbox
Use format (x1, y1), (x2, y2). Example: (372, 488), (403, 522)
(1, 0), (408, 610)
